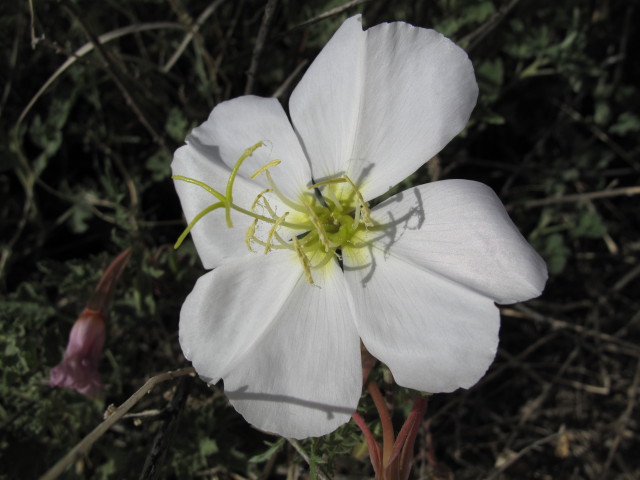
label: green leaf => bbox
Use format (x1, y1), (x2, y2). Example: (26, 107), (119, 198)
(165, 107), (190, 143)
(199, 437), (219, 458)
(146, 150), (172, 182)
(248, 438), (285, 463)
(609, 112), (640, 136)
(572, 211), (607, 239)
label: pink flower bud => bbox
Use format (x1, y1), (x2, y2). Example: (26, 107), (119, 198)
(49, 248), (131, 396)
(49, 308), (106, 397)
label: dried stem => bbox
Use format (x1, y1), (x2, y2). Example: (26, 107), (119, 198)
(163, 0), (227, 73)
(520, 185), (640, 209)
(57, 0), (171, 156)
(139, 376), (193, 480)
(40, 367), (195, 480)
(286, 0), (369, 32)
(245, 0), (278, 94)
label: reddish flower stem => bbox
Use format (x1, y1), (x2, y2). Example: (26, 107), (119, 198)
(367, 381), (395, 466)
(352, 412), (382, 476)
(398, 396), (429, 480)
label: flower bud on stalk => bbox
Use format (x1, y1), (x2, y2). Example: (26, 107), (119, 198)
(49, 248), (132, 396)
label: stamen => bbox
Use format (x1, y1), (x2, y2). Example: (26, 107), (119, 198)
(353, 202), (362, 228)
(260, 196), (278, 219)
(251, 188), (279, 219)
(245, 219), (258, 252)
(343, 175), (372, 226)
(264, 212), (289, 254)
(308, 178), (347, 189)
(251, 188), (273, 210)
(174, 143), (326, 254)
(172, 175), (226, 203)
(324, 187), (343, 215)
(225, 141), (265, 227)
(264, 170), (307, 212)
(249, 237), (291, 251)
(174, 201), (225, 249)
(273, 230), (293, 249)
(293, 237), (315, 285)
(174, 142), (377, 282)
(303, 199), (331, 252)
(251, 160), (281, 179)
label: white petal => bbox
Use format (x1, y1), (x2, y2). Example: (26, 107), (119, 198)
(180, 251), (362, 438)
(343, 244), (499, 393)
(289, 16), (366, 185)
(290, 16), (478, 201)
(368, 180), (548, 304)
(180, 251), (298, 381)
(187, 95), (311, 199)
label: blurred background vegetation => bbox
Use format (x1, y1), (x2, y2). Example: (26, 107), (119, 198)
(1, 0), (638, 478)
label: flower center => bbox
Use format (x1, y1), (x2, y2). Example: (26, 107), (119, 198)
(173, 142), (375, 285)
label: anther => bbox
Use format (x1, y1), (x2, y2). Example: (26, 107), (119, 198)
(303, 198), (331, 252)
(251, 160), (281, 179)
(293, 237), (315, 285)
(264, 212), (289, 254)
(245, 219), (258, 252)
(343, 175), (372, 226)
(262, 170), (307, 212)
(251, 188), (278, 219)
(324, 187), (343, 215)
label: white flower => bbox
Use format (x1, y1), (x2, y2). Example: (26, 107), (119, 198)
(172, 15), (547, 439)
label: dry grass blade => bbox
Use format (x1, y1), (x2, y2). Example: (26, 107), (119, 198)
(286, 0), (369, 32)
(521, 185), (640, 209)
(162, 0), (227, 73)
(16, 22), (184, 128)
(245, 0), (279, 95)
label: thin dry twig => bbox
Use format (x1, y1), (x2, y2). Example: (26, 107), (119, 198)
(245, 0), (279, 94)
(163, 0), (227, 73)
(612, 263), (640, 292)
(485, 429), (563, 480)
(272, 59), (308, 98)
(461, 0), (521, 51)
(40, 367), (195, 480)
(28, 0), (45, 48)
(504, 305), (640, 358)
(0, 15), (22, 118)
(286, 0), (369, 32)
(139, 376), (192, 480)
(520, 185), (640, 209)
(0, 144), (36, 280)
(559, 103), (639, 170)
(601, 360), (640, 476)
(16, 22), (183, 128)
(572, 180), (620, 255)
(285, 438), (330, 480)
(58, 0), (171, 155)
(500, 347), (579, 455)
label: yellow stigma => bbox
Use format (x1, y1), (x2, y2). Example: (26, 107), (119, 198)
(174, 142), (375, 285)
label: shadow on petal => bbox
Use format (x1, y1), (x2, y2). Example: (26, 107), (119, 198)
(225, 385), (355, 420)
(344, 187), (427, 286)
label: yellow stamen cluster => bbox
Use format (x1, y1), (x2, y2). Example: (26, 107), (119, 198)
(174, 142), (375, 285)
